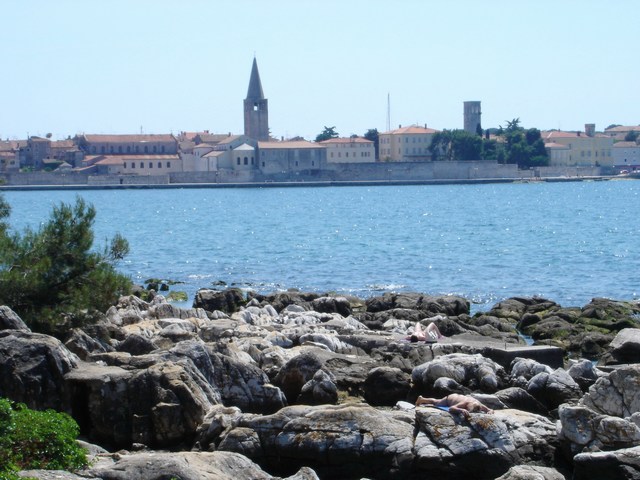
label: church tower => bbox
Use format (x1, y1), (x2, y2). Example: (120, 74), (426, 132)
(244, 58), (270, 141)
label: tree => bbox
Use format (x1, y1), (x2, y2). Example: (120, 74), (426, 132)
(0, 195), (131, 334)
(497, 120), (549, 169)
(429, 129), (482, 161)
(624, 131), (639, 142)
(315, 126), (339, 142)
(364, 128), (379, 159)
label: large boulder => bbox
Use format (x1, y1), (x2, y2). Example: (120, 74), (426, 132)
(0, 330), (78, 411)
(580, 365), (640, 417)
(412, 353), (506, 394)
(65, 359), (219, 449)
(363, 366), (411, 406)
(0, 305), (29, 331)
(572, 445), (640, 480)
(84, 450), (319, 480)
(602, 328), (640, 365)
(365, 292), (470, 316)
(193, 288), (246, 314)
(526, 368), (583, 410)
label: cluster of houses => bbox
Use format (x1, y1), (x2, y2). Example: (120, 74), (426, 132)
(1, 59), (639, 178)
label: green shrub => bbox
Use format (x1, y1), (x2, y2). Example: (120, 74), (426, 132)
(0, 195), (132, 335)
(0, 398), (87, 478)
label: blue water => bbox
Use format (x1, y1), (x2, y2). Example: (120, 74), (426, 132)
(3, 180), (640, 311)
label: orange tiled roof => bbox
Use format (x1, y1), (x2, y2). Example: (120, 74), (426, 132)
(614, 142), (639, 148)
(605, 125), (640, 133)
(83, 134), (176, 143)
(382, 125), (439, 135)
(95, 154), (179, 166)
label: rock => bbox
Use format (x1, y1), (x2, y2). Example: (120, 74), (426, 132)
(495, 465), (566, 480)
(0, 330), (78, 411)
(116, 332), (157, 355)
(365, 292), (470, 316)
(64, 328), (111, 360)
(495, 387), (548, 415)
(0, 305), (29, 331)
(297, 369), (338, 405)
(567, 358), (603, 391)
(559, 404), (640, 454)
(573, 445), (640, 480)
(310, 296), (352, 317)
(363, 366), (411, 406)
(193, 288), (246, 314)
(65, 359), (219, 449)
(412, 353), (506, 394)
(84, 450), (317, 480)
(526, 368), (582, 410)
(217, 403), (415, 479)
(581, 365), (640, 418)
(604, 328), (640, 364)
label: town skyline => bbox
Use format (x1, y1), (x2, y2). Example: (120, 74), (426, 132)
(1, 1), (638, 141)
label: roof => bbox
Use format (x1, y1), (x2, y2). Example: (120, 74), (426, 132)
(258, 140), (324, 150)
(195, 133), (232, 144)
(246, 57), (265, 100)
(203, 151), (226, 158)
(217, 135), (243, 145)
(605, 126), (640, 133)
(193, 143), (215, 149)
(319, 137), (373, 145)
(382, 125), (439, 135)
(544, 142), (570, 149)
(614, 142), (639, 148)
(542, 131), (608, 140)
(83, 134), (176, 143)
(50, 140), (75, 149)
(234, 143), (255, 151)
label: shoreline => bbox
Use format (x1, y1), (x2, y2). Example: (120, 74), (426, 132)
(0, 174), (632, 191)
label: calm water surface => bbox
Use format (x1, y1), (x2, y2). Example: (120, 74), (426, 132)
(4, 180), (640, 311)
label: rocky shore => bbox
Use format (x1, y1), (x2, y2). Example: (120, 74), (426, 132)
(2, 289), (640, 479)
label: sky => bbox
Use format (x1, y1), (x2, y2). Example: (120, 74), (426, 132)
(1, 0), (638, 141)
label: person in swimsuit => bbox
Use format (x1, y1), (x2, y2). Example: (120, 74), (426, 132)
(415, 393), (494, 416)
(406, 322), (444, 342)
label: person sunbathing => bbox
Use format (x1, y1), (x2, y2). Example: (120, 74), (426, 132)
(415, 393), (494, 415)
(406, 322), (444, 342)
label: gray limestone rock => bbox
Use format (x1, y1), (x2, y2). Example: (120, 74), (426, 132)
(0, 305), (29, 331)
(0, 330), (78, 411)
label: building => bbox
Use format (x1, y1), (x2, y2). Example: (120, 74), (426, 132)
(319, 137), (375, 163)
(613, 141), (640, 171)
(603, 125), (640, 141)
(542, 124), (613, 167)
(463, 101), (482, 135)
(258, 140), (326, 176)
(79, 154), (182, 175)
(76, 134), (178, 156)
(378, 125), (439, 162)
(0, 140), (24, 172)
(244, 58), (270, 142)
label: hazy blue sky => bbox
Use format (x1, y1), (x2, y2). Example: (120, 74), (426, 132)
(1, 1), (638, 141)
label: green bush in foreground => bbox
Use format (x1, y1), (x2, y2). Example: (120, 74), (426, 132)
(0, 398), (87, 478)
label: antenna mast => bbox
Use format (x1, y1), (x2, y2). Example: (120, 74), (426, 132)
(386, 93), (391, 132)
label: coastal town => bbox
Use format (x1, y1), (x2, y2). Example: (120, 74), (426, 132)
(1, 58), (639, 186)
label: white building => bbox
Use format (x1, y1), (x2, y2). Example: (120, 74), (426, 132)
(613, 141), (640, 171)
(319, 137), (374, 163)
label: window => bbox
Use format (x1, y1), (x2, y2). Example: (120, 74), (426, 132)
(262, 161), (265, 167)
(312, 161), (315, 166)
(152, 145), (157, 153)
(127, 146), (131, 153)
(132, 162), (135, 168)
(237, 157), (241, 165)
(158, 162), (161, 168)
(251, 156), (254, 165)
(140, 162), (144, 168)
(144, 146), (148, 153)
(244, 157), (248, 165)
(110, 146), (114, 153)
(161, 145), (165, 153)
(167, 161), (171, 168)
(135, 145), (139, 153)
(124, 162), (127, 168)
(118, 146), (123, 153)
(295, 161), (299, 166)
(149, 162), (153, 168)
(101, 146), (105, 153)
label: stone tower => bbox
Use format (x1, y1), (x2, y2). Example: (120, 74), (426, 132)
(244, 58), (270, 141)
(463, 101), (482, 135)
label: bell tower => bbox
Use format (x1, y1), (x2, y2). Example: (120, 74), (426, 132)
(244, 57), (270, 141)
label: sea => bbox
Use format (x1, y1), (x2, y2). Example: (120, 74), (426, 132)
(3, 179), (640, 313)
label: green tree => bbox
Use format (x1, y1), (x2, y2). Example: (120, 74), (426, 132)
(429, 129), (482, 161)
(498, 119), (549, 169)
(315, 126), (339, 142)
(0, 195), (131, 334)
(624, 130), (639, 142)
(364, 128), (379, 159)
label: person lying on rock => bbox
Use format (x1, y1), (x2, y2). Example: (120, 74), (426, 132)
(415, 393), (494, 416)
(405, 322), (444, 342)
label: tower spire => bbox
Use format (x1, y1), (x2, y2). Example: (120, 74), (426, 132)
(243, 57), (269, 141)
(246, 57), (265, 100)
